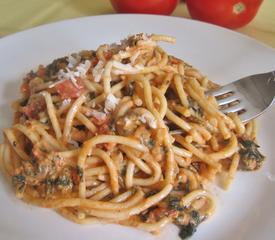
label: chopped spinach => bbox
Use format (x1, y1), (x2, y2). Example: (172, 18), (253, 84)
(76, 166), (84, 182)
(190, 211), (201, 225)
(44, 175), (72, 196)
(88, 91), (96, 100)
(184, 181), (190, 194)
(173, 181), (190, 195)
(167, 195), (185, 211)
(55, 176), (72, 187)
(239, 139), (265, 171)
(174, 182), (184, 191)
(75, 125), (86, 131)
(20, 98), (28, 107)
(145, 139), (155, 149)
(108, 119), (116, 132)
(44, 57), (68, 81)
(179, 223), (197, 239)
(12, 175), (25, 186)
(30, 154), (37, 166)
(177, 211), (202, 239)
(44, 178), (55, 196)
(28, 70), (36, 78)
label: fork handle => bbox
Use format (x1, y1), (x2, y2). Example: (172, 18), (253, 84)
(265, 71), (275, 97)
(255, 71), (275, 100)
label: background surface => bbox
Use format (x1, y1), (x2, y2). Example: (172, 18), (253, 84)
(0, 0), (274, 48)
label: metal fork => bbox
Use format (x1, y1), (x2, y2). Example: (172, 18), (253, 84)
(207, 71), (275, 123)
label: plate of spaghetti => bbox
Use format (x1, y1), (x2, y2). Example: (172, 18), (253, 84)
(0, 15), (275, 240)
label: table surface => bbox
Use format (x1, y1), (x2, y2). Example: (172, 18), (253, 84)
(0, 0), (274, 48)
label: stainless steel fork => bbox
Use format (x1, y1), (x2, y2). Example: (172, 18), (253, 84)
(207, 71), (275, 123)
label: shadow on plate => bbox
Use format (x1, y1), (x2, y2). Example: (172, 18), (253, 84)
(0, 79), (20, 142)
(0, 79), (22, 197)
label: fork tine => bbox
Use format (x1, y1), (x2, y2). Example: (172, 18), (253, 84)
(207, 84), (237, 97)
(216, 93), (241, 106)
(221, 102), (245, 114)
(206, 71), (275, 123)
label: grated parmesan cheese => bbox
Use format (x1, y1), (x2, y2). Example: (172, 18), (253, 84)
(76, 60), (91, 78)
(113, 61), (136, 71)
(57, 68), (79, 87)
(68, 138), (80, 148)
(55, 60), (91, 88)
(89, 110), (107, 120)
(104, 93), (120, 113)
(118, 51), (131, 59)
(124, 116), (132, 127)
(60, 98), (71, 108)
(138, 113), (157, 129)
(92, 60), (105, 83)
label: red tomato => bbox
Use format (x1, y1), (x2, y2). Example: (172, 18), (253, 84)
(55, 79), (85, 99)
(110, 0), (178, 15)
(186, 0), (263, 29)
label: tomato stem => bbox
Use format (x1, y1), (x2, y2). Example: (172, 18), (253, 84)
(233, 2), (246, 15)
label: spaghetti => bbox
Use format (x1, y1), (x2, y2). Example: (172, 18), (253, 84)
(0, 34), (265, 239)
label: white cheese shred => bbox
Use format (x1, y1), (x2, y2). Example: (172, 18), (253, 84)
(92, 60), (105, 83)
(104, 93), (120, 113)
(53, 60), (91, 88)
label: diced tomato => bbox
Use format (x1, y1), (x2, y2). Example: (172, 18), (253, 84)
(21, 96), (46, 119)
(91, 58), (99, 67)
(167, 209), (179, 218)
(32, 144), (47, 160)
(91, 115), (108, 126)
(21, 82), (30, 96)
(148, 208), (166, 221)
(71, 167), (80, 185)
(55, 79), (86, 99)
(101, 142), (116, 151)
(148, 207), (178, 221)
(96, 124), (116, 150)
(97, 123), (112, 134)
(71, 127), (86, 142)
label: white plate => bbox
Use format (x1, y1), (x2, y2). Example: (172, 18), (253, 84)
(0, 15), (275, 240)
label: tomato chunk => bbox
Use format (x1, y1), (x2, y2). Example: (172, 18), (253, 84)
(55, 79), (85, 99)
